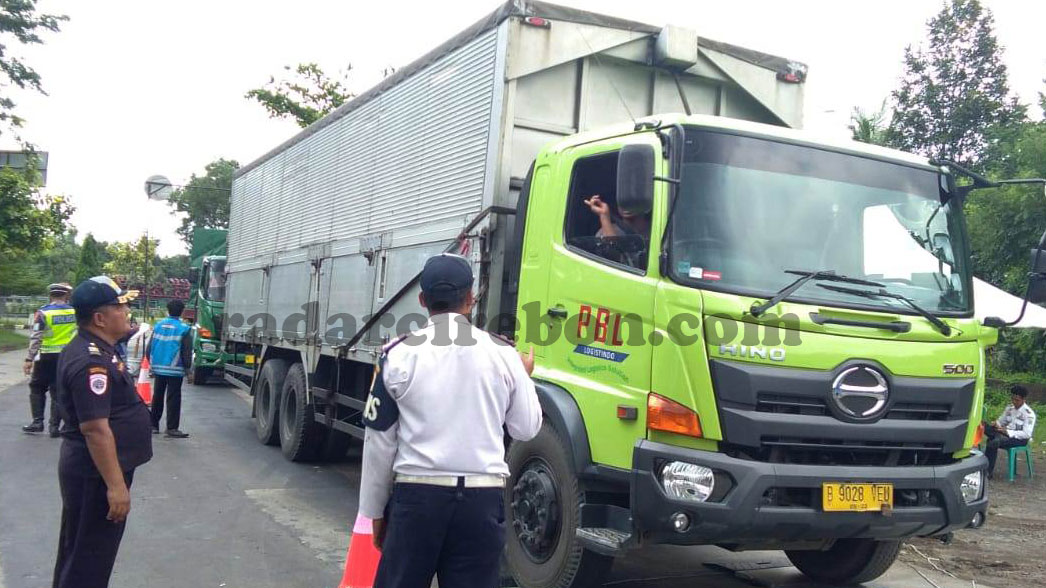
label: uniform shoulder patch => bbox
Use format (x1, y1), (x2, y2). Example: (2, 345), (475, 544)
(87, 343), (101, 356)
(361, 358), (399, 431)
(88, 372), (108, 395)
(88, 366), (107, 375)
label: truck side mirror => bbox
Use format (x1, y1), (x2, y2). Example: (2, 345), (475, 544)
(616, 144), (655, 216)
(932, 232), (954, 265)
(1027, 246), (1046, 304)
(188, 267), (200, 283)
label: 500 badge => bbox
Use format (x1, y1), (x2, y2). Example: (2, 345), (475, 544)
(942, 364), (975, 375)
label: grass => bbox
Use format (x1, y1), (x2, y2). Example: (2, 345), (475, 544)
(0, 328), (27, 352)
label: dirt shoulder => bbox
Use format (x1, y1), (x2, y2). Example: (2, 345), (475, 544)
(901, 450), (1045, 588)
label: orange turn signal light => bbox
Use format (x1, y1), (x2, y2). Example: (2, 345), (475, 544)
(198, 326), (213, 339)
(647, 393), (702, 438)
(973, 421), (984, 447)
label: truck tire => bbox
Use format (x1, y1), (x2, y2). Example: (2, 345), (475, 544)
(786, 538), (902, 585)
(189, 364), (211, 386)
(505, 423), (613, 588)
(279, 363), (326, 462)
(255, 358), (288, 446)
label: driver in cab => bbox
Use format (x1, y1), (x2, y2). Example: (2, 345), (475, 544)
(583, 194), (651, 268)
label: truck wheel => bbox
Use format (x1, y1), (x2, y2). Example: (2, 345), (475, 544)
(279, 363), (325, 462)
(505, 423), (613, 588)
(254, 358), (288, 446)
(189, 365), (211, 386)
(786, 539), (902, 585)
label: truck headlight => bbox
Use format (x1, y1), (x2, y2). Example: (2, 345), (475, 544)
(201, 343), (217, 352)
(660, 461), (714, 503)
(960, 471), (983, 504)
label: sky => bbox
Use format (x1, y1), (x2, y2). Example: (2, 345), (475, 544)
(4, 0), (1045, 257)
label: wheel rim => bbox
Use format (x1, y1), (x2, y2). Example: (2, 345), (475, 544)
(511, 458), (561, 563)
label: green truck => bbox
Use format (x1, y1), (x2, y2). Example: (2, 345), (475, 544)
(220, 2), (1046, 585)
(187, 228), (228, 384)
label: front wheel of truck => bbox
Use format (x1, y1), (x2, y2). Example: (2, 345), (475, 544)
(505, 423), (613, 588)
(786, 538), (902, 585)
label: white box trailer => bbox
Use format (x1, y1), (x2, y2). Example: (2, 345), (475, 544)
(222, 0), (806, 456)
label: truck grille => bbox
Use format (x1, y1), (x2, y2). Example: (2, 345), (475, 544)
(757, 394), (952, 421)
(711, 359), (974, 465)
(759, 436), (946, 466)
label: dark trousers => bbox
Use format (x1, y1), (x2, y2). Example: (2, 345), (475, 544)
(375, 481), (505, 588)
(984, 426), (1028, 475)
(29, 353), (61, 427)
(53, 469), (135, 588)
(151, 375), (183, 430)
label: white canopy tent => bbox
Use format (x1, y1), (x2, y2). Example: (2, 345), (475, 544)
(974, 277), (1046, 329)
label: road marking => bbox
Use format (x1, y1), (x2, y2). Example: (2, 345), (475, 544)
(245, 488), (349, 564)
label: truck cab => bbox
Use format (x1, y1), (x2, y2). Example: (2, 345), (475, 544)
(507, 113), (993, 586)
(189, 255), (227, 384)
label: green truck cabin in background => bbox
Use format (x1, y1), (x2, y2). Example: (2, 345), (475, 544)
(187, 229), (228, 385)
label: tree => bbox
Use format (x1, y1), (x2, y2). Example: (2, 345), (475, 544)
(34, 228), (79, 284)
(165, 158), (238, 247)
(0, 0), (67, 138)
(104, 236), (159, 286)
(885, 0), (1026, 168)
(849, 102), (890, 146)
(0, 163), (72, 252)
(245, 63), (355, 128)
(75, 233), (105, 284)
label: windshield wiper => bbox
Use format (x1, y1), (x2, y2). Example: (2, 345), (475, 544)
(817, 284), (952, 335)
(750, 270), (885, 317)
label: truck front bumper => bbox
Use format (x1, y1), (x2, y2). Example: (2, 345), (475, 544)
(194, 339), (226, 368)
(631, 440), (987, 546)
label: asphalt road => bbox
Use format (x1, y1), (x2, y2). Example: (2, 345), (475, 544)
(0, 351), (979, 588)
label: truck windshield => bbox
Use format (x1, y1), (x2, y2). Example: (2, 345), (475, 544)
(202, 258), (227, 302)
(667, 128), (972, 315)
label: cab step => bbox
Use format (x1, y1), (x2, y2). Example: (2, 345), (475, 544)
(575, 503), (635, 556)
(575, 527), (633, 556)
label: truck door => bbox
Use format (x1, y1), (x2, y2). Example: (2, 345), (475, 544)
(540, 136), (665, 469)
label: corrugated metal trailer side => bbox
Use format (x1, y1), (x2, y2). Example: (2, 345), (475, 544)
(222, 0), (806, 455)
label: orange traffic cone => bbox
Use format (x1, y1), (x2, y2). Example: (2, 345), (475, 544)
(136, 357), (152, 406)
(338, 514), (381, 588)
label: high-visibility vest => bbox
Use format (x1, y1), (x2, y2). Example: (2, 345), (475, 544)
(149, 317), (191, 377)
(39, 304), (76, 354)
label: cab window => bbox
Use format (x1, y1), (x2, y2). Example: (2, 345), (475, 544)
(563, 152), (649, 272)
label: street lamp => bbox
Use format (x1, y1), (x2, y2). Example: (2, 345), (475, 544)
(142, 175), (174, 321)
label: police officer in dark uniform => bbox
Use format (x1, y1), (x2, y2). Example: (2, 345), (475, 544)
(53, 276), (153, 588)
(359, 254), (541, 588)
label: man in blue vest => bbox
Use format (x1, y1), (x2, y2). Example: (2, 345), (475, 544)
(145, 300), (192, 438)
(22, 283), (75, 437)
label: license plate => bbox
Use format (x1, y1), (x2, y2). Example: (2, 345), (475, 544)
(244, 354), (255, 365)
(822, 483), (893, 512)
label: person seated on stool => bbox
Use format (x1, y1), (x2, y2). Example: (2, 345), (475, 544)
(984, 385), (1037, 479)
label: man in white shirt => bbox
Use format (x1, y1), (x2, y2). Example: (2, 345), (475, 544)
(984, 385), (1037, 479)
(358, 253), (542, 588)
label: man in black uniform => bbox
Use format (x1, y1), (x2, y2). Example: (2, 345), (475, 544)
(53, 276), (153, 588)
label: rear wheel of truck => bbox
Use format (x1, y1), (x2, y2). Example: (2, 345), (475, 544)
(278, 363), (326, 462)
(786, 538), (901, 585)
(254, 358), (288, 446)
(505, 423), (613, 588)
